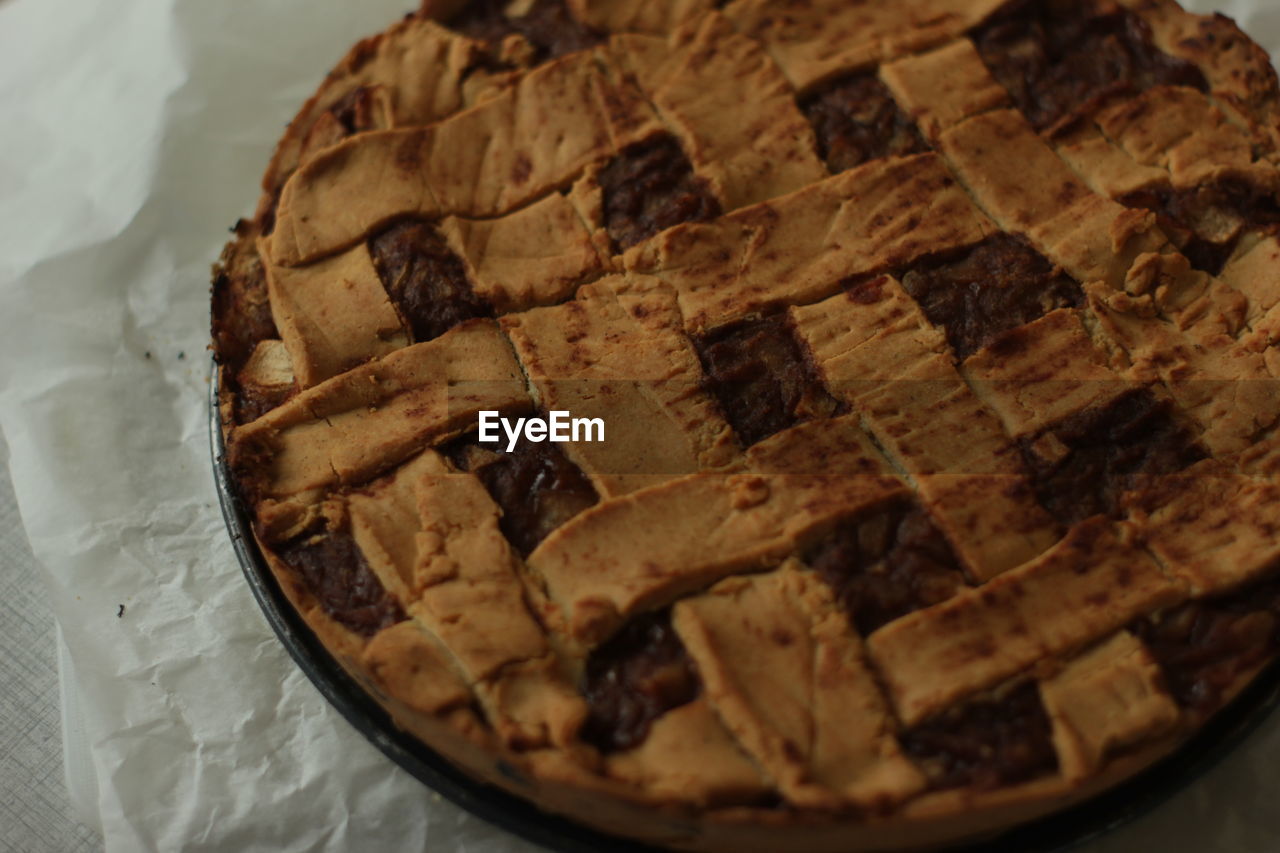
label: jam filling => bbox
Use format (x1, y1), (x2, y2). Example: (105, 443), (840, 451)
(1119, 181), (1280, 275)
(580, 609), (700, 753)
(901, 680), (1058, 790)
(800, 73), (929, 174)
(368, 219), (493, 343)
(693, 314), (843, 448)
(447, 432), (600, 557)
(1132, 573), (1280, 712)
(448, 0), (603, 64)
(899, 233), (1083, 360)
(973, 0), (1208, 133)
(274, 526), (405, 637)
(598, 134), (721, 253)
(804, 499), (968, 636)
(1020, 389), (1206, 525)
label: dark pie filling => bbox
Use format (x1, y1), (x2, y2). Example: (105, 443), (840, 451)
(1119, 181), (1280, 275)
(800, 73), (928, 173)
(899, 233), (1083, 360)
(274, 526), (406, 637)
(694, 314), (843, 448)
(804, 499), (968, 636)
(368, 219), (494, 342)
(901, 680), (1058, 790)
(580, 609), (700, 753)
(598, 134), (721, 253)
(447, 0), (603, 64)
(1020, 389), (1207, 525)
(973, 0), (1208, 133)
(211, 225), (276, 376)
(447, 432), (600, 557)
(212, 224), (289, 425)
(1132, 573), (1280, 712)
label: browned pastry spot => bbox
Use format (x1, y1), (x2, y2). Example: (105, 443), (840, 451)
(580, 609), (700, 753)
(1119, 180), (1280, 275)
(275, 526), (405, 637)
(328, 85), (384, 136)
(599, 134), (721, 253)
(901, 680), (1058, 790)
(447, 432), (599, 556)
(368, 219), (494, 343)
(898, 233), (1082, 360)
(693, 313), (842, 448)
(1132, 572), (1280, 711)
(974, 0), (1208, 133)
(1020, 389), (1206, 525)
(448, 0), (602, 63)
(234, 378), (296, 425)
(804, 499), (968, 636)
(800, 73), (928, 174)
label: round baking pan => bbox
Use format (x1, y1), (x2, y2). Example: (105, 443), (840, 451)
(209, 360), (1280, 853)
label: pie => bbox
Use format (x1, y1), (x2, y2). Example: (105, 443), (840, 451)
(211, 0), (1280, 849)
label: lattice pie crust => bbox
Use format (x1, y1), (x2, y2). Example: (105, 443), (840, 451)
(212, 1), (1280, 849)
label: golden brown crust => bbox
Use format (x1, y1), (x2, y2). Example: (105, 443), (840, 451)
(213, 2), (1280, 848)
(526, 470), (905, 647)
(627, 153), (994, 332)
(867, 518), (1185, 727)
(962, 308), (1137, 439)
(259, 238), (410, 387)
(674, 563), (927, 808)
(793, 279), (1061, 582)
(258, 16), (492, 218)
(723, 0), (1007, 93)
(442, 193), (606, 313)
(1040, 631), (1181, 783)
(611, 14), (827, 211)
(501, 277), (739, 497)
(269, 48), (662, 266)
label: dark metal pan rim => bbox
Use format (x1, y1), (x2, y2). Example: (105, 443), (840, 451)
(209, 359), (1280, 853)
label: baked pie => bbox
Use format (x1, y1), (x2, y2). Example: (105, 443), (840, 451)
(211, 0), (1280, 848)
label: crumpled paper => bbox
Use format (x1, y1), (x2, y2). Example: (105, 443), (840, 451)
(0, 0), (1278, 849)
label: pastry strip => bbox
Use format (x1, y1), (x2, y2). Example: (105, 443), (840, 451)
(724, 0), (1007, 93)
(270, 48), (662, 265)
(527, 470), (906, 645)
(501, 277), (739, 497)
(1040, 632), (1180, 783)
(627, 153), (994, 333)
(611, 13), (826, 211)
(1126, 459), (1280, 596)
(230, 320), (530, 537)
(259, 238), (409, 387)
(673, 563), (927, 808)
(793, 280), (1061, 581)
(961, 309), (1136, 440)
(867, 518), (1185, 726)
(349, 449), (587, 749)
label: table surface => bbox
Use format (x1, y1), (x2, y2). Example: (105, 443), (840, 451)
(0, 434), (100, 853)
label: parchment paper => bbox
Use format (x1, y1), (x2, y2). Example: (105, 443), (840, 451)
(0, 0), (1278, 850)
